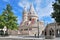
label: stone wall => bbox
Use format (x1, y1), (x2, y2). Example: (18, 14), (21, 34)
(8, 29), (19, 35)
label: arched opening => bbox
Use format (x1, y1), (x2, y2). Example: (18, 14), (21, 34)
(45, 30), (47, 36)
(49, 28), (54, 36)
(49, 31), (51, 35)
(56, 29), (60, 37)
(45, 31), (47, 36)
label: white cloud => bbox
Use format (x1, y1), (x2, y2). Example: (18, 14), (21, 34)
(18, 0), (55, 23)
(18, 0), (42, 9)
(18, 0), (54, 16)
(34, 0), (41, 5)
(2, 0), (9, 2)
(18, 0), (30, 9)
(38, 4), (53, 16)
(35, 0), (54, 20)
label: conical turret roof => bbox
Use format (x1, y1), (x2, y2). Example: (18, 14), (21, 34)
(23, 6), (27, 14)
(29, 4), (38, 17)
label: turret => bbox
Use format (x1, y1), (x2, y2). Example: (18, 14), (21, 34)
(28, 4), (38, 22)
(22, 6), (28, 22)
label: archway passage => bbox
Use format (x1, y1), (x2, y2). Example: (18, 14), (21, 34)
(49, 28), (54, 36)
(56, 29), (60, 37)
(45, 31), (47, 36)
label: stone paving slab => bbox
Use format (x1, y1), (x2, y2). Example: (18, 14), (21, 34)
(0, 36), (60, 40)
(0, 36), (44, 40)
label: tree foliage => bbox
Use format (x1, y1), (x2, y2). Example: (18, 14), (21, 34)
(51, 0), (60, 24)
(0, 4), (18, 30)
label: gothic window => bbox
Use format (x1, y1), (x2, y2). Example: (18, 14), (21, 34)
(24, 29), (28, 31)
(52, 30), (54, 36)
(49, 29), (54, 36)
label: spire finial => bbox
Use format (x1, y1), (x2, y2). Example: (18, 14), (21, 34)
(24, 6), (26, 11)
(30, 3), (33, 9)
(29, 3), (35, 13)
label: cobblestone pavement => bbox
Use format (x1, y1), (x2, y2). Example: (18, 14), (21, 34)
(0, 36), (60, 40)
(44, 38), (60, 40)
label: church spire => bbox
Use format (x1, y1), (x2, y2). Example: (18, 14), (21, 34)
(29, 4), (38, 17)
(29, 4), (35, 13)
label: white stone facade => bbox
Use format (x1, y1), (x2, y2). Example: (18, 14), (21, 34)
(44, 23), (60, 38)
(19, 4), (45, 36)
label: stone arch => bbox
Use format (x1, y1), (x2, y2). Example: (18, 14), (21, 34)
(56, 29), (60, 34)
(56, 29), (60, 37)
(44, 30), (47, 36)
(49, 28), (54, 36)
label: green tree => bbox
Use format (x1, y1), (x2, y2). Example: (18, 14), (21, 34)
(0, 4), (18, 30)
(51, 0), (60, 24)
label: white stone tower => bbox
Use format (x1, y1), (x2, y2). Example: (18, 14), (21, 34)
(28, 4), (38, 22)
(22, 6), (28, 22)
(19, 4), (45, 36)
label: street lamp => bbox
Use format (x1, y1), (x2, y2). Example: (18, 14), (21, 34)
(54, 21), (56, 37)
(37, 20), (39, 38)
(54, 17), (56, 37)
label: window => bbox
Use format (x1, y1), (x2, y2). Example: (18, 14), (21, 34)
(49, 29), (54, 36)
(24, 29), (28, 31)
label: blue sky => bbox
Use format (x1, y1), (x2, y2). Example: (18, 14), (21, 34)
(0, 0), (55, 25)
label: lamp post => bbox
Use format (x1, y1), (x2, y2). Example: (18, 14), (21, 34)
(54, 17), (56, 37)
(37, 20), (39, 38)
(54, 21), (56, 37)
